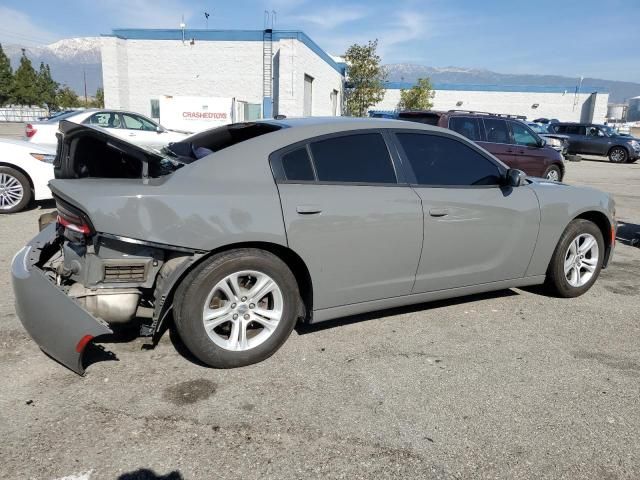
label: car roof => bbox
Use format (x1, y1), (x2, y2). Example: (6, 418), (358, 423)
(260, 116), (449, 133)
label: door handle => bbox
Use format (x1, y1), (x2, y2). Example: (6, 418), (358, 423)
(296, 205), (322, 215)
(506, 149), (514, 153)
(429, 208), (449, 217)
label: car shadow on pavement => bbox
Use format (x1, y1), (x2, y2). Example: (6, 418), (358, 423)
(616, 221), (640, 246)
(295, 289), (519, 335)
(117, 469), (183, 480)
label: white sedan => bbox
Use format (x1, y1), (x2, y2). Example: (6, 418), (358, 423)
(25, 109), (190, 149)
(0, 139), (55, 213)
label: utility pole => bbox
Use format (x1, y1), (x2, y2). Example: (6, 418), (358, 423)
(83, 69), (88, 107)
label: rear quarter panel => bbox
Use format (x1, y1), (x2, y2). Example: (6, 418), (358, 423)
(525, 181), (614, 276)
(49, 139), (289, 251)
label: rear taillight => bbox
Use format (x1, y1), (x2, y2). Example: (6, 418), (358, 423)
(56, 200), (94, 236)
(25, 124), (37, 138)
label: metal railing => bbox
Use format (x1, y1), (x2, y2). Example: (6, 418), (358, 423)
(0, 107), (49, 122)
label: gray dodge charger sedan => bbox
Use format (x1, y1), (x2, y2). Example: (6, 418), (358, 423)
(11, 117), (616, 374)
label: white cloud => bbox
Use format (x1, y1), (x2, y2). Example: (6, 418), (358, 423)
(291, 6), (367, 29)
(0, 7), (61, 46)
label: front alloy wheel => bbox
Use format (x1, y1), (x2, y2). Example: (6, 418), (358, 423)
(608, 147), (628, 163)
(563, 233), (599, 287)
(0, 167), (31, 213)
(545, 219), (604, 297)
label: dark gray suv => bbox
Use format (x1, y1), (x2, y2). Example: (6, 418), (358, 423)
(550, 123), (640, 163)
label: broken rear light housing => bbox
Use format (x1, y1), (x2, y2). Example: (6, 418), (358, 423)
(55, 196), (95, 236)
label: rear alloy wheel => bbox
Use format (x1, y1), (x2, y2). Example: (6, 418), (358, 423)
(543, 165), (562, 182)
(174, 249), (300, 368)
(608, 147), (628, 163)
(0, 167), (31, 214)
(545, 219), (604, 297)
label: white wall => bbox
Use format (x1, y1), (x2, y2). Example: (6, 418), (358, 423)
(101, 35), (344, 119)
(275, 38), (343, 117)
(372, 89), (609, 123)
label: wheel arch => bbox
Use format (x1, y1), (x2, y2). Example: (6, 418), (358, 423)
(153, 241), (314, 339)
(573, 210), (614, 267)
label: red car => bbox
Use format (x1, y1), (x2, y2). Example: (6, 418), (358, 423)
(398, 110), (565, 181)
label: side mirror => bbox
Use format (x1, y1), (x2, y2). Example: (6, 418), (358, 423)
(156, 126), (165, 133)
(505, 168), (526, 187)
(538, 138), (546, 148)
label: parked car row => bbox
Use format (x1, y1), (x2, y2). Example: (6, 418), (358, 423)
(549, 122), (640, 163)
(11, 117), (616, 374)
(25, 109), (189, 149)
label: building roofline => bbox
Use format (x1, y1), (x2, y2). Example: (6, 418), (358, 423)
(384, 81), (609, 94)
(102, 28), (345, 75)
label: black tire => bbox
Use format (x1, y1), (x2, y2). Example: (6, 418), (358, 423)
(627, 158), (638, 164)
(543, 164), (562, 182)
(0, 166), (32, 214)
(174, 248), (300, 368)
(545, 219), (604, 298)
(608, 146), (628, 163)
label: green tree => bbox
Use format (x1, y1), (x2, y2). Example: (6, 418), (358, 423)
(56, 85), (81, 108)
(397, 77), (435, 111)
(0, 43), (13, 106)
(12, 49), (38, 106)
(343, 40), (387, 117)
(89, 87), (104, 108)
(36, 62), (59, 110)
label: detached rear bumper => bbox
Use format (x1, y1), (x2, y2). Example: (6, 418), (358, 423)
(11, 224), (112, 375)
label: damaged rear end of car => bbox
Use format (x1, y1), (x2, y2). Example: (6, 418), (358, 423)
(12, 119), (287, 374)
(13, 121), (203, 374)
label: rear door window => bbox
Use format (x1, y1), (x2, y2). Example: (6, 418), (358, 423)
(85, 112), (121, 129)
(566, 125), (586, 135)
(281, 147), (315, 181)
(482, 118), (511, 144)
(397, 133), (502, 186)
(309, 133), (397, 184)
(449, 117), (483, 141)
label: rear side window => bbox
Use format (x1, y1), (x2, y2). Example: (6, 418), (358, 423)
(449, 117), (483, 141)
(309, 133), (397, 184)
(483, 118), (511, 144)
(281, 147), (315, 181)
(565, 125), (586, 135)
(397, 133), (502, 186)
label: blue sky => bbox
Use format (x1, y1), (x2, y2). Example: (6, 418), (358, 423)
(1, 0), (638, 82)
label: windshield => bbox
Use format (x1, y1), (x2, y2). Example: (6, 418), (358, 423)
(600, 125), (620, 137)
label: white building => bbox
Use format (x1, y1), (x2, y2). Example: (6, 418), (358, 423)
(101, 29), (345, 124)
(372, 83), (609, 123)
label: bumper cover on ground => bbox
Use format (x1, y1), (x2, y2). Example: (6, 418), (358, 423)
(11, 224), (112, 375)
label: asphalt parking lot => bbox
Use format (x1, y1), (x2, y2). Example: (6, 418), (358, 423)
(1, 158), (639, 480)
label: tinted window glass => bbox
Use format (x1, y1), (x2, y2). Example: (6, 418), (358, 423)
(510, 122), (539, 147)
(553, 125), (567, 133)
(449, 117), (483, 141)
(281, 147), (315, 181)
(397, 133), (502, 186)
(566, 125), (586, 135)
(310, 133), (396, 184)
(483, 118), (511, 144)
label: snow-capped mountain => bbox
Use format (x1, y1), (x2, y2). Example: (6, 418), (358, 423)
(385, 63), (640, 103)
(2, 38), (640, 103)
(3, 38), (102, 95)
